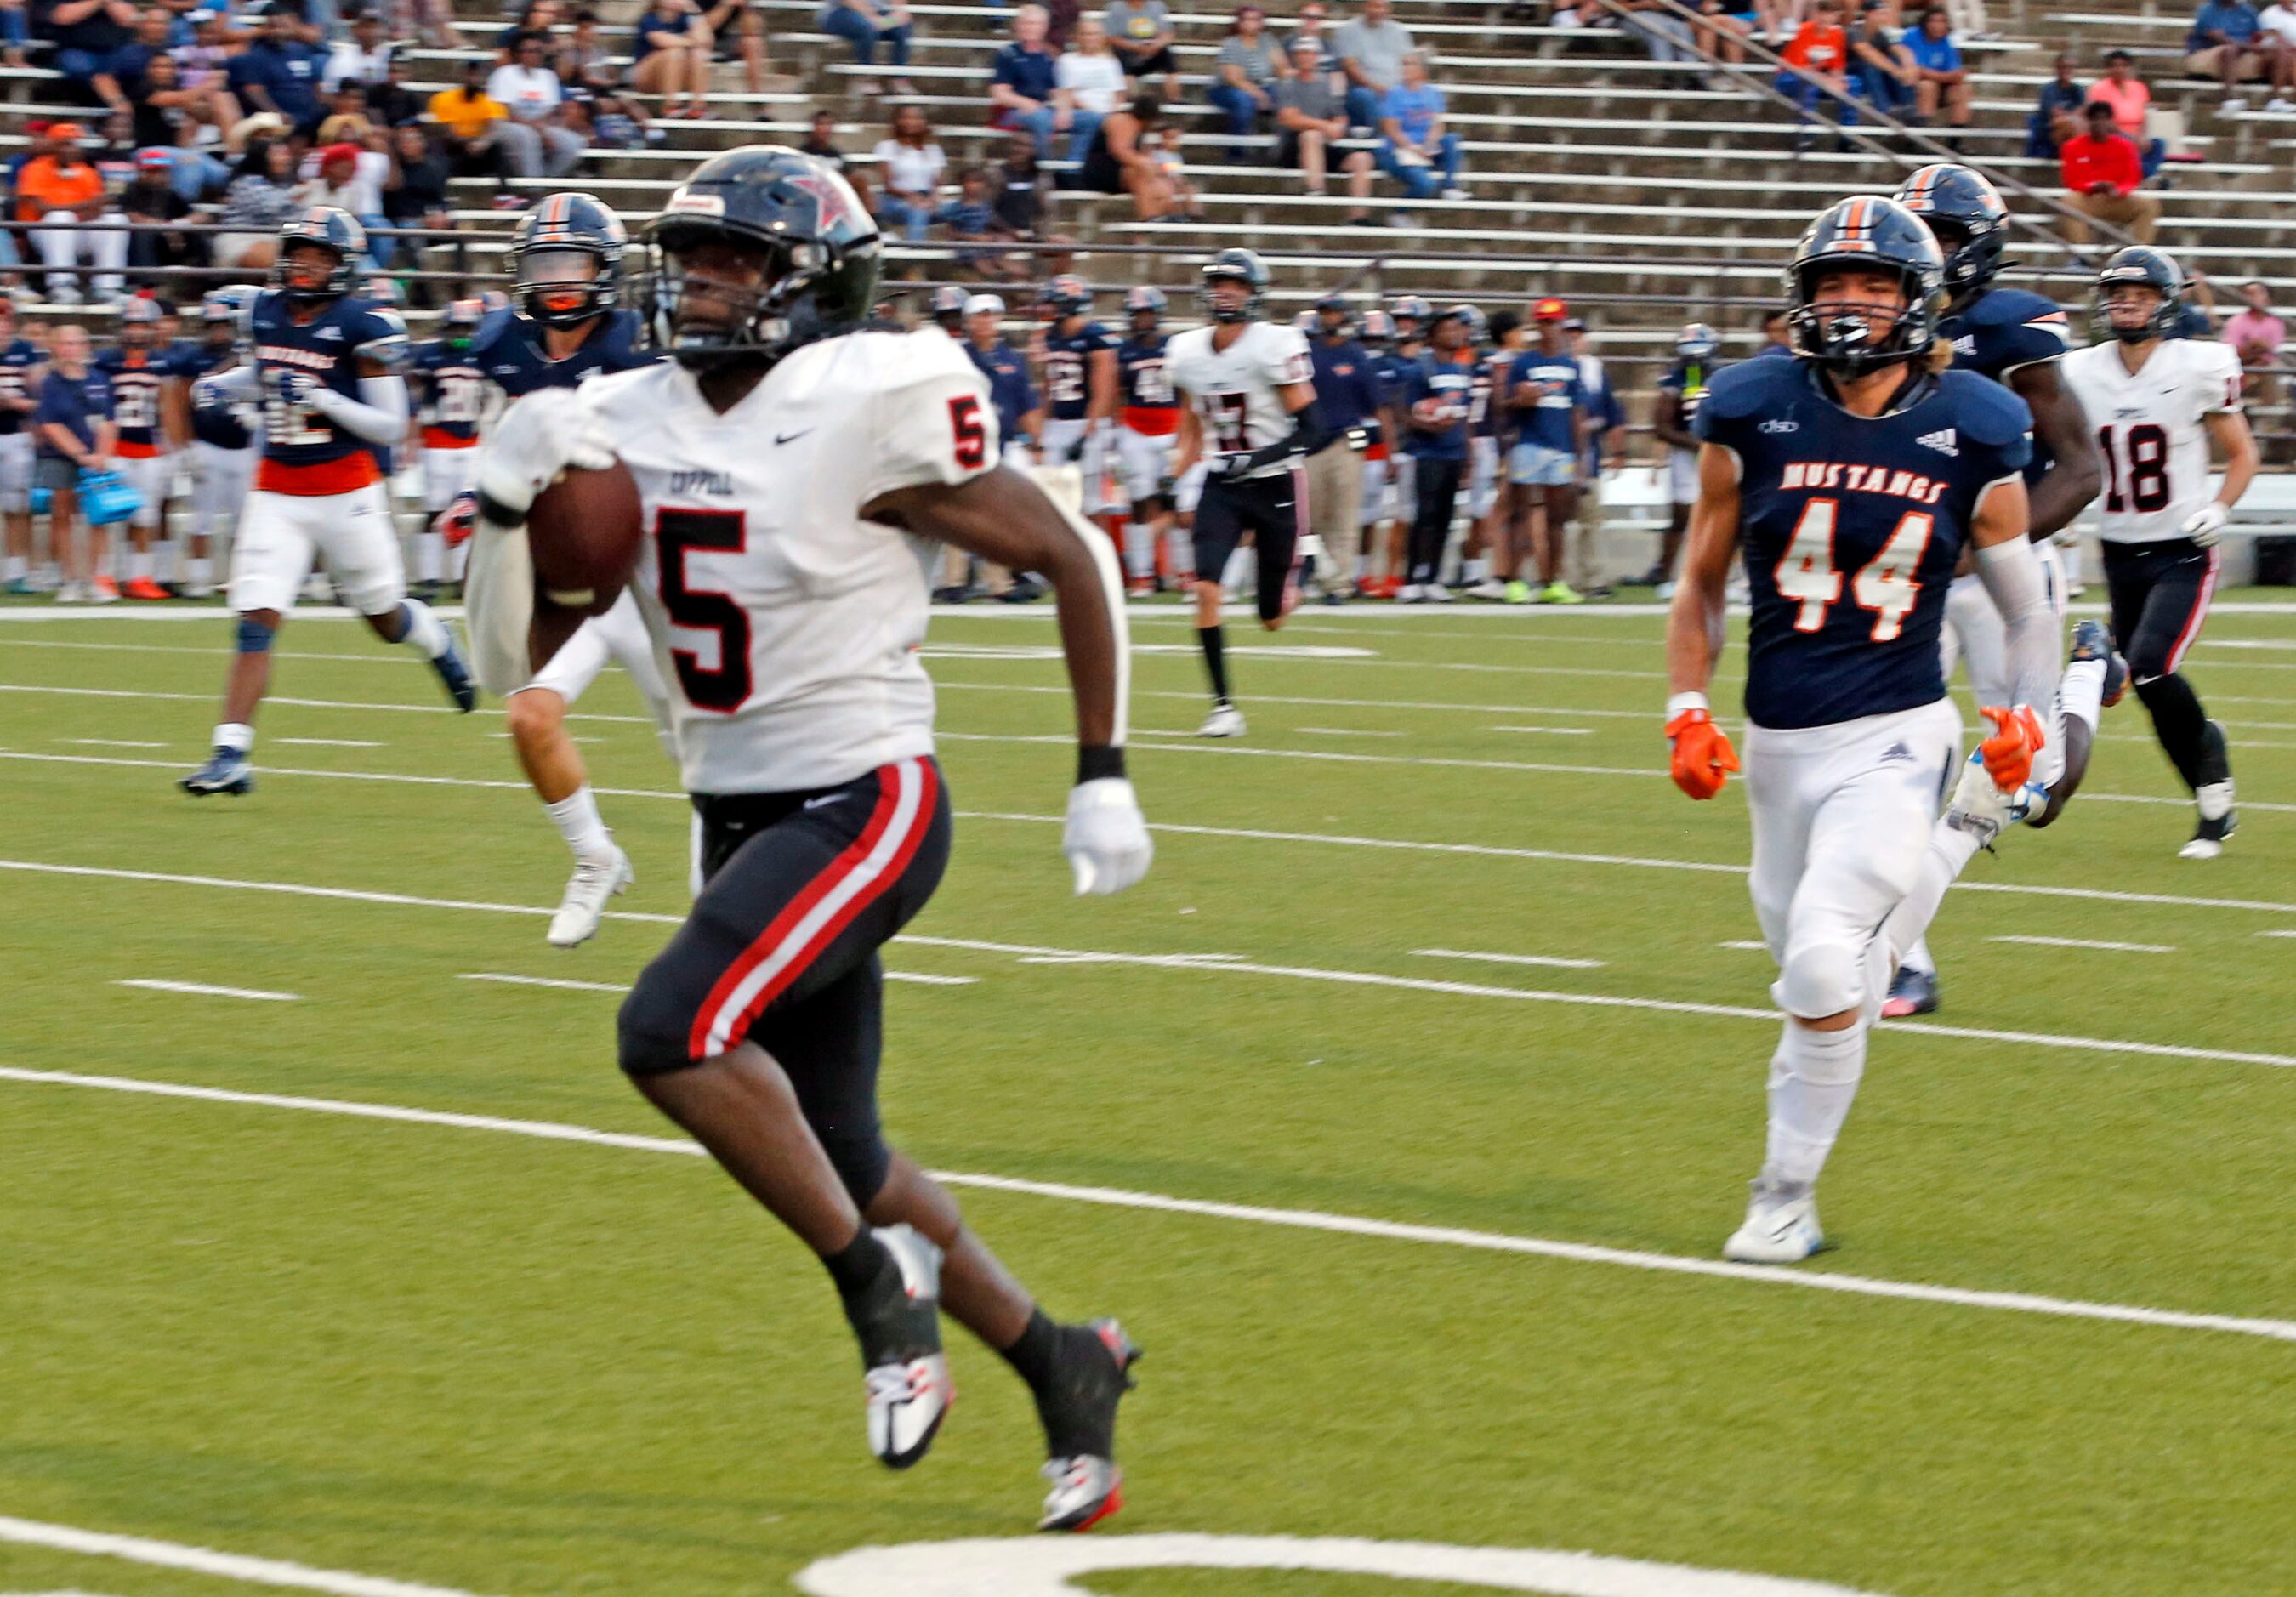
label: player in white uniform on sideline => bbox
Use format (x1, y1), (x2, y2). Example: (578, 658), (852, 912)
(461, 145), (1151, 1533)
(2061, 246), (2258, 859)
(1666, 197), (2058, 1265)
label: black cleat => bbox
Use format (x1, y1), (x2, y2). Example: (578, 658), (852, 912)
(1034, 1317), (1140, 1532)
(1881, 965), (1938, 1018)
(179, 747), (253, 796)
(2069, 617), (2128, 708)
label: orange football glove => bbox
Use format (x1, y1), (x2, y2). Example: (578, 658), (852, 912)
(1977, 704), (2045, 791)
(1667, 708), (1740, 800)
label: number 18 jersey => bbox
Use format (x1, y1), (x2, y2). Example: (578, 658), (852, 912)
(2060, 337), (2242, 546)
(1166, 320), (1312, 480)
(1696, 358), (2032, 730)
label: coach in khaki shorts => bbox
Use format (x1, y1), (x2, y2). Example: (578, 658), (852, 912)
(1304, 295), (1383, 599)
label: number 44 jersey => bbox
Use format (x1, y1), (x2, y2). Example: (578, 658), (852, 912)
(1695, 358), (2032, 731)
(569, 327), (997, 797)
(2060, 337), (2242, 547)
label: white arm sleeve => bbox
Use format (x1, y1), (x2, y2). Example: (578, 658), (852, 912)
(306, 373), (410, 445)
(197, 364), (262, 401)
(1974, 533), (2059, 715)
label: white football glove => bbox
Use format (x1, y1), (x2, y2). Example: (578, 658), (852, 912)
(266, 367), (317, 406)
(2180, 502), (2228, 547)
(1062, 776), (1152, 896)
(474, 386), (615, 524)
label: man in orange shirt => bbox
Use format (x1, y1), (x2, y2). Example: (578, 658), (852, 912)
(1776, 0), (1859, 149)
(2060, 99), (2159, 243)
(17, 123), (126, 304)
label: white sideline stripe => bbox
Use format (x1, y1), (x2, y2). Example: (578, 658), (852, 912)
(1491, 725), (1594, 736)
(463, 969), (976, 994)
(1989, 935), (2177, 954)
(9, 857), (2290, 1069)
(117, 979), (300, 1002)
(4, 1066), (2293, 1346)
(884, 971), (981, 986)
(1293, 726), (1407, 737)
(62, 736), (165, 748)
(1413, 946), (1608, 970)
(0, 1515), (488, 1597)
(274, 737), (384, 748)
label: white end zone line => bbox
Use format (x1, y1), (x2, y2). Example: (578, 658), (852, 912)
(0, 1515), (488, 1597)
(4, 1066), (2293, 1346)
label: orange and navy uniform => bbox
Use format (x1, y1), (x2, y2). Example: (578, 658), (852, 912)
(92, 344), (181, 459)
(407, 338), (487, 451)
(247, 289), (408, 496)
(1116, 332), (1179, 438)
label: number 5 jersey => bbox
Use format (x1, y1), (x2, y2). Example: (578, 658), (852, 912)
(1694, 356), (2032, 730)
(2059, 337), (2243, 546)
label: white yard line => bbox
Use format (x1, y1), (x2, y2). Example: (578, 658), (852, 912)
(1293, 726), (1407, 736)
(1719, 940), (1770, 950)
(116, 979), (300, 1002)
(1412, 947), (1608, 970)
(274, 737), (384, 748)
(1490, 725), (1595, 736)
(7, 859), (2288, 1070)
(1988, 935), (2177, 954)
(0, 1515), (489, 1597)
(61, 736), (166, 748)
(4, 1066), (2293, 1345)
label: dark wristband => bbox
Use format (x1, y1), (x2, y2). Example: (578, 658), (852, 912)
(474, 486), (527, 531)
(1077, 744), (1127, 784)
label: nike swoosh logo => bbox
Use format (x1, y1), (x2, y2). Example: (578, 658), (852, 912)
(804, 793), (839, 810)
(776, 429), (815, 445)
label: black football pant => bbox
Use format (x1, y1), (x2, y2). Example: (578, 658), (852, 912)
(2104, 537), (2225, 793)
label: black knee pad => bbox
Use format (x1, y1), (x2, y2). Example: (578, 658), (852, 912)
(617, 976), (696, 1077)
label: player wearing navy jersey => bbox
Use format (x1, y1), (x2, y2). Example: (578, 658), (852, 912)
(1882, 163), (2110, 1014)
(1646, 322), (1719, 594)
(463, 147), (1145, 1531)
(1398, 305), (1480, 602)
(1305, 293), (1382, 603)
(0, 298), (44, 594)
(169, 287), (262, 600)
(93, 298), (179, 600)
(406, 298), (490, 599)
(1359, 309), (1412, 595)
(928, 283), (968, 337)
(1114, 285), (1181, 594)
(1666, 196), (2059, 1265)
(1503, 298), (1587, 605)
(179, 207), (473, 798)
(1037, 275), (1118, 517)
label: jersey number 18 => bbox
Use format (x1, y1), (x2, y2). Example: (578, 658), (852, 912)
(2096, 422), (2170, 514)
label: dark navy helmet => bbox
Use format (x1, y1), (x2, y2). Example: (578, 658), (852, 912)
(2093, 245), (2185, 344)
(1201, 247), (1270, 323)
(1674, 321), (1719, 361)
(513, 190), (628, 327)
(445, 295), (485, 344)
(1359, 308), (1395, 346)
(274, 206), (366, 302)
(1440, 303), (1487, 344)
(638, 145), (881, 371)
(1045, 273), (1093, 318)
(1782, 195), (1945, 372)
(1895, 162), (2010, 297)
(1389, 294), (1430, 326)
(929, 283), (968, 327)
(1123, 283), (1167, 322)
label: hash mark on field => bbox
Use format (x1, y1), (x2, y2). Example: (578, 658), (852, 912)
(117, 979), (300, 1003)
(1412, 947), (1607, 970)
(1720, 941), (1770, 950)
(1293, 726), (1407, 737)
(61, 738), (164, 749)
(1989, 935), (2177, 954)
(1490, 725), (1594, 736)
(0, 1514), (488, 1597)
(8, 1066), (2296, 1346)
(275, 738), (383, 748)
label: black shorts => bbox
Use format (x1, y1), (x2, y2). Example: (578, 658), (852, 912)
(1191, 468), (1304, 622)
(617, 757), (952, 1202)
(1118, 43), (1178, 74)
(2103, 536), (2219, 681)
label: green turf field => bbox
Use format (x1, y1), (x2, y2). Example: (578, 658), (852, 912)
(3, 596), (2293, 1597)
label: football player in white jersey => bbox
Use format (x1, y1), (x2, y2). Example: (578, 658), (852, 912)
(2061, 247), (2258, 857)
(1167, 248), (1323, 737)
(463, 147), (1152, 1532)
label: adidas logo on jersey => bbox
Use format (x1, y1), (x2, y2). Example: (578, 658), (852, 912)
(1878, 742), (1914, 763)
(1915, 428), (1958, 457)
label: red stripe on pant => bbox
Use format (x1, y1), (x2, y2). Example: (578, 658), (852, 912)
(685, 759), (939, 1061)
(2165, 545), (2220, 674)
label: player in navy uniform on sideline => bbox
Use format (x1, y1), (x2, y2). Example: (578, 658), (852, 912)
(1038, 274), (1118, 526)
(0, 297), (46, 594)
(1114, 285), (1182, 594)
(93, 297), (179, 600)
(1665, 196), (2060, 1265)
(405, 298), (490, 600)
(179, 207), (474, 798)
(947, 291), (1043, 602)
(1359, 308), (1412, 594)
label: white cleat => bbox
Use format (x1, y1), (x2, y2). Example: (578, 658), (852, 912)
(547, 847), (634, 948)
(1942, 751), (2015, 849)
(1039, 1455), (1124, 1533)
(1463, 578), (1509, 601)
(1197, 702), (1246, 738)
(1723, 1179), (1824, 1264)
(863, 1224), (952, 1470)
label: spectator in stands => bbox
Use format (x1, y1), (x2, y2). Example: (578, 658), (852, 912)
(19, 124), (127, 304)
(818, 0), (914, 99)
(1776, 0), (1859, 148)
(1617, 0), (1702, 89)
(1692, 0), (1756, 69)
(1104, 0), (1179, 98)
(2029, 48), (2084, 155)
(1377, 49), (1462, 206)
(992, 5), (1066, 159)
(2187, 0), (2280, 114)
(123, 146), (202, 276)
(2087, 50), (2178, 173)
(699, 0), (768, 97)
(1941, 0), (1991, 37)
(1275, 31), (1372, 223)
(1849, 0), (1918, 119)
(230, 3), (328, 136)
(2060, 99), (2158, 244)
(38, 0), (140, 116)
(324, 6), (388, 92)
(934, 165), (1020, 279)
(1334, 0), (1413, 134)
(1076, 88), (1196, 219)
(295, 139), (389, 262)
(990, 129), (1042, 234)
(1286, 2), (1340, 75)
(556, 9), (616, 90)
(1208, 5), (1285, 162)
(428, 54), (512, 188)
(1757, 306), (1792, 355)
(1054, 17), (1124, 163)
(2223, 278), (2284, 402)
(382, 119), (452, 242)
(0, 0), (30, 67)
(213, 137), (298, 269)
(870, 103), (944, 241)
(799, 105), (850, 165)
(496, 0), (559, 63)
(489, 30), (585, 178)
(1903, 7), (1969, 133)
(634, 0), (715, 118)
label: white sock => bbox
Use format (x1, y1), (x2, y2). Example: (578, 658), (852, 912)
(214, 721), (255, 754)
(2060, 656), (2106, 735)
(2197, 780), (2234, 821)
(1166, 527), (1194, 583)
(546, 785), (616, 865)
(1122, 522), (1153, 579)
(1463, 555), (1488, 583)
(1900, 934), (1933, 978)
(395, 597), (451, 660)
(1763, 1020), (1867, 1187)
(128, 549), (150, 582)
(157, 539), (180, 582)
(189, 555), (212, 588)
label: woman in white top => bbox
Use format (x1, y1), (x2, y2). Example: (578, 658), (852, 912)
(870, 104), (946, 241)
(1054, 18), (1126, 162)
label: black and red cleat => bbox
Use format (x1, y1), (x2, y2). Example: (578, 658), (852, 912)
(1034, 1318), (1140, 1532)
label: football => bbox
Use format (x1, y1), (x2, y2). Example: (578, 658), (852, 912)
(526, 458), (644, 617)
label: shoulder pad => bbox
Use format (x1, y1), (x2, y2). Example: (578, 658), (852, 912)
(1699, 358), (1775, 421)
(1939, 368), (2033, 445)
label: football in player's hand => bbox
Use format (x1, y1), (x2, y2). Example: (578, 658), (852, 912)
(1412, 397), (1455, 428)
(527, 457), (643, 617)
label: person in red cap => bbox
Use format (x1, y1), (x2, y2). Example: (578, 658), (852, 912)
(124, 148), (201, 274)
(293, 139), (391, 265)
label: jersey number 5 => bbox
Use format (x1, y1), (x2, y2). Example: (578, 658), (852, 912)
(948, 394), (986, 469)
(2097, 422), (2170, 514)
(657, 507), (752, 713)
(1774, 498), (1933, 642)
